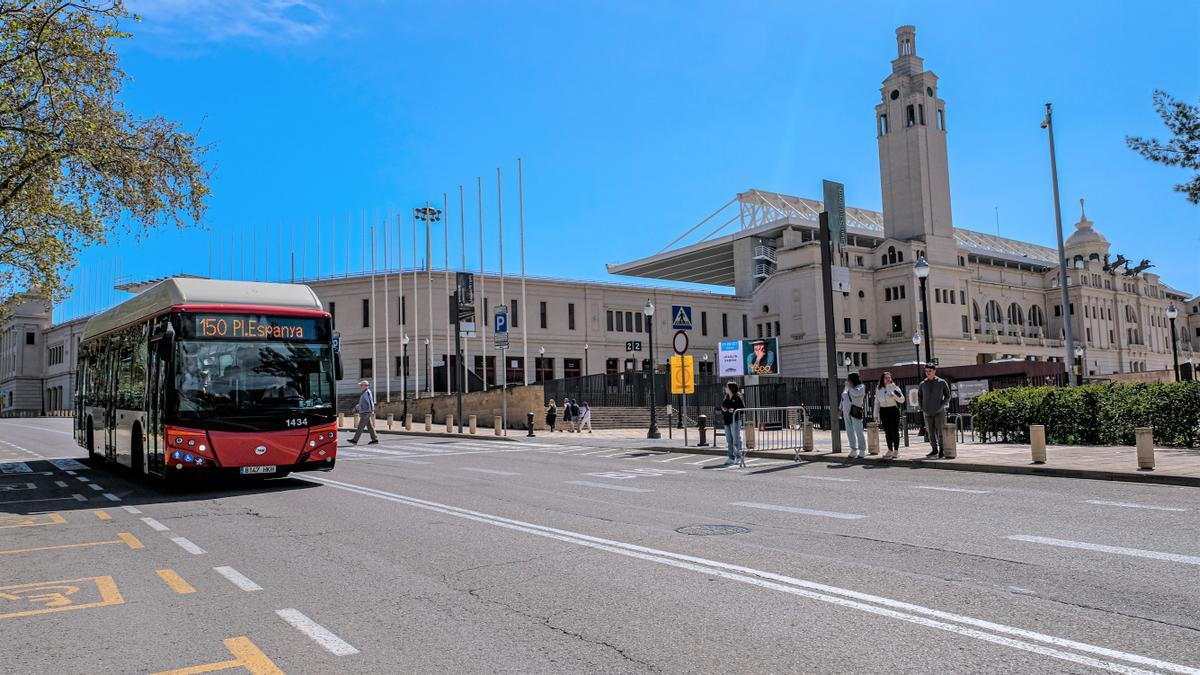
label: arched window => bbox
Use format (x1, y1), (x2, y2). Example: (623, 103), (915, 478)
(887, 246), (896, 265)
(985, 300), (1003, 324)
(1073, 255), (1085, 268)
(1088, 253), (1100, 262)
(1028, 305), (1045, 328)
(972, 301), (980, 322)
(1007, 303), (1024, 329)
(897, 250), (904, 262)
(881, 254), (888, 266)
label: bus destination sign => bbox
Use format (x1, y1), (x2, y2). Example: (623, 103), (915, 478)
(184, 314), (327, 341)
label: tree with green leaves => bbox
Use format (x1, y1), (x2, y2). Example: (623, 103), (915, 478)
(1126, 90), (1200, 205)
(0, 0), (209, 310)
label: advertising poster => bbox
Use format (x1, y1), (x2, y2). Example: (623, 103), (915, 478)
(719, 338), (781, 376)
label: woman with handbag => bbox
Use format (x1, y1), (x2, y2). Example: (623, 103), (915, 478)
(875, 371), (905, 459)
(840, 372), (867, 458)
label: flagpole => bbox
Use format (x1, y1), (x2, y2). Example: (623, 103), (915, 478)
(478, 177), (487, 389)
(497, 168), (506, 433)
(369, 223), (374, 393)
(397, 213), (406, 405)
(383, 212), (391, 403)
(459, 184), (467, 395)
(518, 157), (530, 384)
(443, 191), (451, 397)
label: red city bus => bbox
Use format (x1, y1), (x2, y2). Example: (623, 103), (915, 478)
(75, 278), (344, 479)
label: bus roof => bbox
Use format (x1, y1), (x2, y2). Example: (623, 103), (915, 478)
(83, 278), (324, 341)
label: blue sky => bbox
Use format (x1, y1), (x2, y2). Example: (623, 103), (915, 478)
(61, 0), (1199, 320)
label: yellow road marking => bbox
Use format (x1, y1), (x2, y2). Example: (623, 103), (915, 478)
(0, 576), (123, 619)
(0, 512), (65, 529)
(152, 636), (283, 675)
(94, 510), (112, 521)
(0, 532), (143, 556)
(156, 569), (196, 595)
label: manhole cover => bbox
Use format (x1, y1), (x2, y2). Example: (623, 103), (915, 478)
(675, 524), (750, 536)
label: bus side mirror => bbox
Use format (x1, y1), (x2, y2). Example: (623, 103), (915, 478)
(334, 352), (344, 381)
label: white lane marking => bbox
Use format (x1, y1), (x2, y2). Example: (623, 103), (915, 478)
(731, 501), (867, 520)
(54, 480), (68, 487)
(171, 537), (206, 555)
(794, 475), (858, 483)
(0, 439), (44, 459)
(65, 470), (77, 476)
(913, 486), (991, 494)
(564, 480), (653, 493)
(0, 496), (81, 505)
(1009, 535), (1200, 567)
(602, 453), (629, 458)
(0, 420), (73, 435)
(1085, 500), (1187, 513)
(76, 476), (91, 482)
(653, 454), (689, 463)
(141, 517), (170, 532)
(747, 461), (790, 468)
(460, 468), (520, 476)
(122, 505), (142, 514)
(72, 493), (87, 502)
(275, 608), (359, 656)
(214, 566), (263, 591)
(102, 493), (121, 502)
(690, 456), (727, 465)
(87, 483), (104, 491)
(301, 475), (1197, 675)
(577, 449), (614, 456)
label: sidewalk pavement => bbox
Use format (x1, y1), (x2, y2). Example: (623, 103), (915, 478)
(351, 419), (1200, 487)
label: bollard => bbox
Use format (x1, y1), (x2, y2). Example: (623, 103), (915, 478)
(697, 415), (708, 447)
(446, 415), (454, 434)
(867, 423), (880, 455)
(526, 412), (535, 437)
(744, 424), (756, 450)
(387, 413), (394, 430)
(803, 421), (814, 452)
(338, 412), (345, 428)
(1030, 425), (1046, 464)
(469, 415), (477, 434)
(943, 423), (957, 459)
(352, 413), (359, 429)
(494, 415), (503, 436)
(424, 416), (432, 432)
(405, 414), (413, 432)
(1136, 427), (1154, 471)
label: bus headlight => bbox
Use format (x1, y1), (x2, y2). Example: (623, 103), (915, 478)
(309, 440), (316, 447)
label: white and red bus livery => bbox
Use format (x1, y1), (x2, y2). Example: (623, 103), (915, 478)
(75, 278), (342, 478)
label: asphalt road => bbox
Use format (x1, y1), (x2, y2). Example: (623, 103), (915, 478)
(2, 418), (1198, 674)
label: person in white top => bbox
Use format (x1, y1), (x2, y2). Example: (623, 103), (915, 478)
(579, 401), (593, 433)
(839, 372), (867, 458)
(875, 371), (905, 459)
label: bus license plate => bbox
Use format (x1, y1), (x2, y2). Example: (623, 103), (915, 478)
(240, 466), (276, 475)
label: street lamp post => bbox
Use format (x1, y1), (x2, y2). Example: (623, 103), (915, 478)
(914, 256), (933, 365)
(1167, 303), (1180, 381)
(644, 300), (660, 439)
(1042, 103), (1078, 385)
(1074, 344), (1085, 385)
(424, 338), (430, 393)
(402, 334), (410, 419)
(538, 346), (545, 383)
(583, 343), (589, 377)
(912, 330), (922, 371)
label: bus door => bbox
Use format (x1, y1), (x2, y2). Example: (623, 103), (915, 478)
(105, 350), (118, 462)
(146, 338), (167, 474)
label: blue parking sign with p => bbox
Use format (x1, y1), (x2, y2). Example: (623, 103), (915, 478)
(494, 313), (508, 333)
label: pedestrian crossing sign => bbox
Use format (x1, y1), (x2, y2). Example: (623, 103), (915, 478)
(671, 305), (693, 330)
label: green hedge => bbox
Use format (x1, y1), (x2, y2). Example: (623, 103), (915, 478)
(969, 381), (1200, 447)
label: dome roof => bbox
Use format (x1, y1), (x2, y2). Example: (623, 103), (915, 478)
(1065, 199), (1108, 248)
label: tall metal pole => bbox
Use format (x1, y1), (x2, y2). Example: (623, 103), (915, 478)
(425, 202), (433, 393)
(497, 168), (507, 433)
(397, 214), (404, 403)
(1044, 103), (1077, 385)
(1169, 316), (1180, 381)
(370, 224), (377, 395)
(478, 177), (487, 389)
(443, 192), (451, 397)
(646, 304), (660, 440)
(383, 215), (390, 403)
(460, 185), (468, 395)
(517, 158), (529, 384)
(411, 210), (421, 398)
(818, 212), (842, 453)
(918, 277), (932, 365)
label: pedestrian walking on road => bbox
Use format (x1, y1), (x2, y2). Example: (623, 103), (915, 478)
(840, 372), (867, 458)
(918, 364), (952, 459)
(348, 380), (379, 445)
(720, 382), (745, 466)
(545, 399), (558, 432)
(579, 401), (593, 433)
(875, 371), (905, 459)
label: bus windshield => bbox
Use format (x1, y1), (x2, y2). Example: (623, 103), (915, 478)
(173, 340), (334, 420)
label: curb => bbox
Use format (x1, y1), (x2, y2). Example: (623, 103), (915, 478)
(636, 445), (1200, 488)
(338, 427), (519, 442)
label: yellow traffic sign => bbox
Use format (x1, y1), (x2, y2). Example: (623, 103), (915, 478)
(670, 355), (695, 395)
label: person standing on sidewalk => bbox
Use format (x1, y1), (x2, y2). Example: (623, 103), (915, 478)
(579, 401), (593, 433)
(348, 380), (379, 445)
(720, 382), (745, 466)
(917, 364), (951, 459)
(875, 371), (905, 459)
(840, 372), (867, 458)
(545, 399), (558, 432)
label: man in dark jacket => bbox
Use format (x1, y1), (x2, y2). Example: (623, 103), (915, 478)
(917, 364), (951, 459)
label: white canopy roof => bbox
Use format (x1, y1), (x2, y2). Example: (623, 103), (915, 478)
(83, 278), (323, 340)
